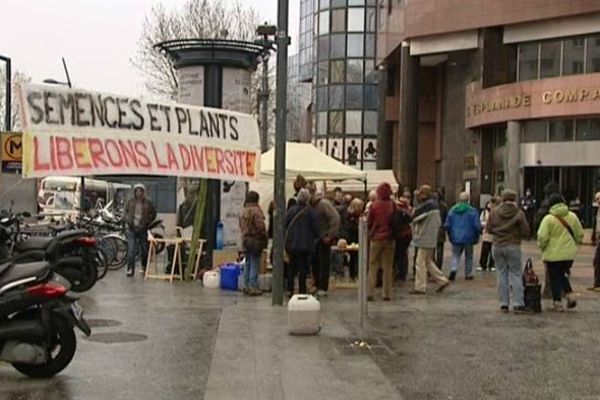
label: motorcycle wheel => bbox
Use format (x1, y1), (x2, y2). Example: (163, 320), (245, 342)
(68, 260), (98, 293)
(12, 315), (77, 378)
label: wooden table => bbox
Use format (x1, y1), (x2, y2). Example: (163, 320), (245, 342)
(145, 236), (206, 283)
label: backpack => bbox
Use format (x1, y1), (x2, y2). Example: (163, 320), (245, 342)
(391, 205), (412, 244)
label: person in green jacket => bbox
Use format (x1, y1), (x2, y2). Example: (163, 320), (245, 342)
(537, 193), (584, 312)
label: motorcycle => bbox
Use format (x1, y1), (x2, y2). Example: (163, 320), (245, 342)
(0, 244), (91, 377)
(1, 212), (100, 293)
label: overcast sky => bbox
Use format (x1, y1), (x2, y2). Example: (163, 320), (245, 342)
(0, 0), (299, 99)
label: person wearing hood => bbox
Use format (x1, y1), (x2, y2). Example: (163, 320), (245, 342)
(445, 192), (481, 281)
(537, 194), (583, 311)
(240, 191), (268, 296)
(367, 183), (396, 301)
(124, 183), (157, 277)
(310, 193), (340, 296)
(410, 185), (450, 295)
(487, 189), (530, 313)
(285, 188), (321, 296)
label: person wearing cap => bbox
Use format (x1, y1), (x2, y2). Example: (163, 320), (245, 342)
(240, 191), (268, 296)
(410, 185), (450, 295)
(537, 193), (583, 312)
(285, 188), (321, 297)
(487, 189), (530, 313)
(124, 184), (157, 277)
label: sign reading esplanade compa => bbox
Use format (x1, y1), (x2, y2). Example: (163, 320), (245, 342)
(465, 73), (600, 128)
(16, 83), (260, 181)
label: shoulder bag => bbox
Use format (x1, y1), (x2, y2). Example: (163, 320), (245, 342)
(284, 208), (307, 263)
(552, 215), (576, 242)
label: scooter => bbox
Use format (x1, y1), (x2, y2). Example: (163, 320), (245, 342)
(0, 260), (91, 378)
(1, 212), (100, 292)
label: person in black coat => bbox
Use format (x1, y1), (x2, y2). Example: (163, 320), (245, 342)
(285, 188), (321, 296)
(339, 198), (364, 281)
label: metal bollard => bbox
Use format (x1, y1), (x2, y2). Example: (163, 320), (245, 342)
(358, 215), (368, 328)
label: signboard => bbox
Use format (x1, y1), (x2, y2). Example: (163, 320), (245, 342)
(16, 83), (260, 181)
(1, 132), (22, 173)
(220, 180), (246, 248)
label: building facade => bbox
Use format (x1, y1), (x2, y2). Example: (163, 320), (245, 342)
(287, 53), (313, 142)
(301, 0), (380, 170)
(378, 0), (600, 224)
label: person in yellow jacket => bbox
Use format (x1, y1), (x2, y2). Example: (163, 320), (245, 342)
(537, 193), (584, 312)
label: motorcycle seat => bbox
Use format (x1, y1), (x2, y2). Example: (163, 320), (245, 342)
(0, 262), (49, 291)
(17, 236), (53, 251)
(0, 261), (11, 277)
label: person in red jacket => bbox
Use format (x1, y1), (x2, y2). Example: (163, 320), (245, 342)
(367, 182), (396, 301)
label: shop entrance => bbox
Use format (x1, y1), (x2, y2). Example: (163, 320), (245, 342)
(524, 166), (600, 227)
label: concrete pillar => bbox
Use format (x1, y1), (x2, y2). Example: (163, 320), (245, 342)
(394, 41), (419, 191)
(504, 121), (521, 195)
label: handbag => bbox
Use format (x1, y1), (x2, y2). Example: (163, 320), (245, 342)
(284, 208), (307, 263)
(522, 258), (539, 286)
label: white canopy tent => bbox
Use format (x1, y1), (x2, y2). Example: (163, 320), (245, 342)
(259, 142), (367, 182)
(327, 170), (398, 194)
(251, 142), (367, 215)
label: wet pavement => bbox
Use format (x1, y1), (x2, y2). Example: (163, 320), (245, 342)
(2, 241), (600, 399)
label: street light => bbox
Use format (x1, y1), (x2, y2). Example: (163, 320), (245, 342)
(255, 23), (277, 153)
(44, 58), (84, 215)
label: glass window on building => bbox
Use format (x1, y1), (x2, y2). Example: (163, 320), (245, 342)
(331, 9), (346, 32)
(319, 0), (330, 9)
(346, 85), (363, 109)
(540, 40), (561, 78)
(364, 85), (379, 109)
(317, 61), (329, 84)
(364, 111), (378, 134)
(563, 38), (585, 75)
(587, 35), (600, 73)
(317, 36), (330, 61)
(522, 120), (547, 143)
(330, 33), (346, 58)
(347, 8), (365, 32)
(347, 34), (364, 57)
(366, 7), (377, 32)
(317, 112), (328, 135)
(330, 60), (345, 83)
(329, 85), (345, 109)
(364, 59), (377, 83)
(332, 0), (346, 7)
(329, 111), (344, 134)
(319, 10), (330, 35)
(518, 43), (539, 81)
(317, 87), (329, 111)
(346, 111), (362, 134)
(365, 34), (376, 57)
(548, 119), (574, 142)
(349, 0), (365, 4)
(347, 59), (364, 82)
(576, 119), (600, 141)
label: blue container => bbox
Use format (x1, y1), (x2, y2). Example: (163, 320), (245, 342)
(216, 221), (225, 250)
(220, 263), (240, 291)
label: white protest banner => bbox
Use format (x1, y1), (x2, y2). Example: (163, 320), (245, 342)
(16, 83), (260, 181)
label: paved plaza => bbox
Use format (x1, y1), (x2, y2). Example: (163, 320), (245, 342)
(1, 241), (599, 400)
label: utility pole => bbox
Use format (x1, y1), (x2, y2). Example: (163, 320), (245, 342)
(256, 23), (276, 153)
(272, 1), (289, 306)
(0, 55), (11, 131)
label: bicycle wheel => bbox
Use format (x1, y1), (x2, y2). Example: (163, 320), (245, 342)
(105, 235), (128, 270)
(96, 247), (109, 280)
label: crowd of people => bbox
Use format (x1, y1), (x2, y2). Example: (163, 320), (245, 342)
(235, 175), (594, 313)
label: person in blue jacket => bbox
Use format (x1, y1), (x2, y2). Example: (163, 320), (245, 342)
(445, 192), (482, 281)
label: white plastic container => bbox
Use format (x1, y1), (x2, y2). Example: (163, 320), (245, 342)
(203, 271), (220, 289)
(258, 273), (272, 292)
(288, 295), (321, 335)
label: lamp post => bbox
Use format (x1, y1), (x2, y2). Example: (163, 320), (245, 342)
(0, 55), (11, 131)
(272, 1), (290, 306)
(255, 23), (277, 153)
(44, 58), (84, 216)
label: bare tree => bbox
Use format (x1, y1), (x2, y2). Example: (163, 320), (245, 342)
(132, 0), (260, 99)
(0, 69), (31, 131)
